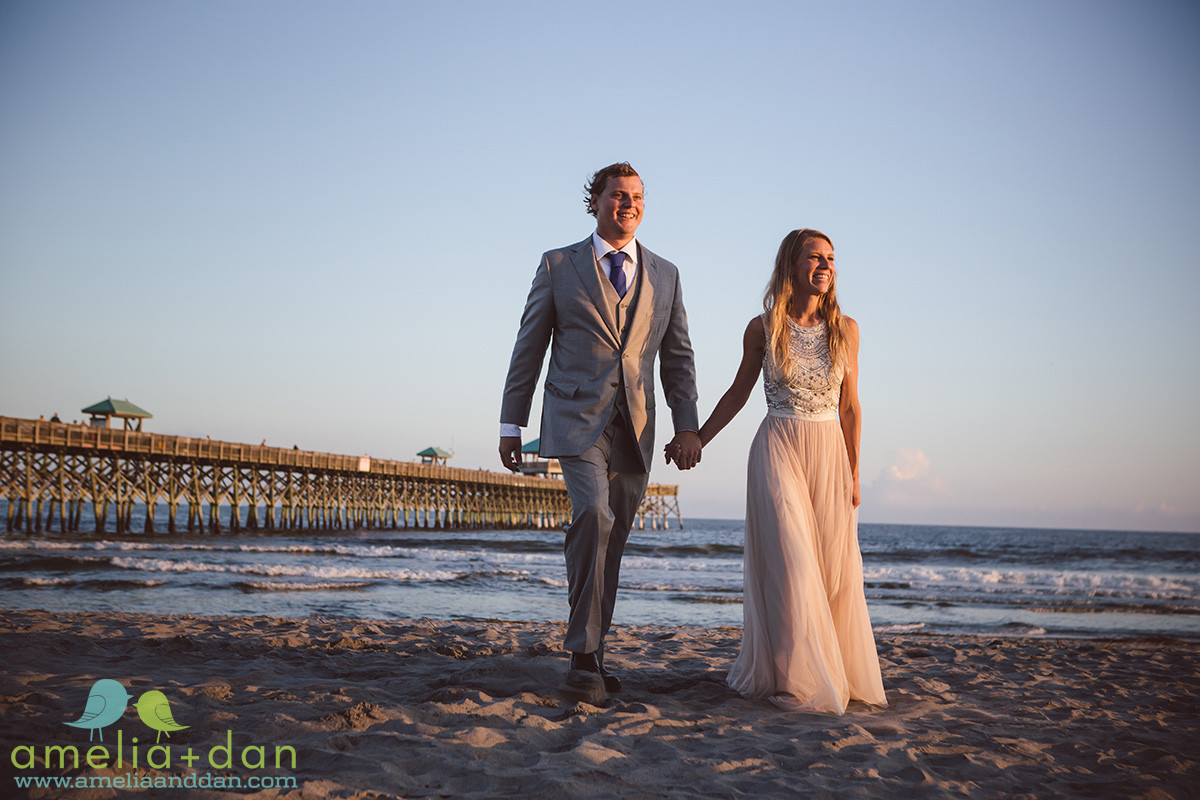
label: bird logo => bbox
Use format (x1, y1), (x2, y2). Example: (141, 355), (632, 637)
(135, 690), (189, 743)
(63, 679), (132, 741)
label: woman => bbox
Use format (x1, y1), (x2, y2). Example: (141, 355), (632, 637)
(690, 228), (886, 714)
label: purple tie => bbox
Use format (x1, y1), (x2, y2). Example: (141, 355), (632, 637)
(608, 251), (628, 298)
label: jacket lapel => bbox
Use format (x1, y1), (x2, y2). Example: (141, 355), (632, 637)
(624, 242), (656, 347)
(570, 238), (621, 345)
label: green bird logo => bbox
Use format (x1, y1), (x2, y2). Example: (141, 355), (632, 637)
(135, 690), (189, 743)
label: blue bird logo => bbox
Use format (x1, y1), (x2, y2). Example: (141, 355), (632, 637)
(64, 679), (132, 741)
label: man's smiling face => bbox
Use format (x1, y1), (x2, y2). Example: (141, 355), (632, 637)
(590, 175), (644, 246)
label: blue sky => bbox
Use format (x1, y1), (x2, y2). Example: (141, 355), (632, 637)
(2, 1), (1197, 532)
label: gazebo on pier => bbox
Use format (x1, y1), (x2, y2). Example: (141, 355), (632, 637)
(81, 397), (152, 431)
(518, 438), (562, 478)
(416, 446), (453, 466)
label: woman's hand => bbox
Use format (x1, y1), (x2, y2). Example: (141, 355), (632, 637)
(664, 431), (702, 470)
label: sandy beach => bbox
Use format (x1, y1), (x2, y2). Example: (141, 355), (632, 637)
(1, 609), (1196, 799)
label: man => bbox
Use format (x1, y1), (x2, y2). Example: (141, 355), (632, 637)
(499, 162), (702, 704)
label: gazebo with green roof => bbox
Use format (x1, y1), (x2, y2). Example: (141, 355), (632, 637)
(517, 438), (562, 478)
(81, 397), (153, 431)
(416, 446), (453, 466)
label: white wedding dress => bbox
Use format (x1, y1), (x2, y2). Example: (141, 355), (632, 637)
(726, 316), (888, 714)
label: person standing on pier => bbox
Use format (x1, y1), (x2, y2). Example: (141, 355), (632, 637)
(499, 162), (701, 704)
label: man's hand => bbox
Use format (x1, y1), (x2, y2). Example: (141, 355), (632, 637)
(499, 436), (523, 472)
(663, 431), (702, 470)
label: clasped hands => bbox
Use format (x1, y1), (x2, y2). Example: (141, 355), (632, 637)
(502, 432), (702, 472)
(664, 431), (702, 471)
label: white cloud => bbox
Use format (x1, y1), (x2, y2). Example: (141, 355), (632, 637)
(868, 448), (949, 508)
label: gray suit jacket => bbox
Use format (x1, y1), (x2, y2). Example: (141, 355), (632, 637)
(500, 237), (700, 471)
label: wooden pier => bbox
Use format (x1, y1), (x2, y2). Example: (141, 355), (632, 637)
(0, 416), (683, 534)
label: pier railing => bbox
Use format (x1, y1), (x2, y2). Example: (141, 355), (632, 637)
(0, 416), (682, 534)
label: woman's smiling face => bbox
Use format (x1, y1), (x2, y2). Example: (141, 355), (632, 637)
(792, 236), (835, 297)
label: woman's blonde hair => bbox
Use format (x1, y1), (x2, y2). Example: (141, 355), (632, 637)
(763, 228), (850, 376)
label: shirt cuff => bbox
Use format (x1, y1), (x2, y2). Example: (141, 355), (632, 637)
(499, 423), (522, 438)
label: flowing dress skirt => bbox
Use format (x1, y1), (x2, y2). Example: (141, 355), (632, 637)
(727, 414), (887, 714)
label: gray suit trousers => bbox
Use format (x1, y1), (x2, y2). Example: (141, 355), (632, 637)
(558, 402), (649, 655)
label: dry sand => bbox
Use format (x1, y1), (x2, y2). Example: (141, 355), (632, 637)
(0, 609), (1197, 799)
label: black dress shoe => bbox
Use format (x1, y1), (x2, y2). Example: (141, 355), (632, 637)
(563, 652), (606, 705)
(594, 648), (621, 693)
(599, 666), (621, 694)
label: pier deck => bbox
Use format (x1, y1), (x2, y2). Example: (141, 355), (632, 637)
(0, 417), (682, 534)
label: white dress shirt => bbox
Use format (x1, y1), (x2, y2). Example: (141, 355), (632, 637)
(592, 230), (638, 291)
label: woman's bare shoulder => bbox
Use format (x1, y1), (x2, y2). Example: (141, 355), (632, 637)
(743, 315), (767, 352)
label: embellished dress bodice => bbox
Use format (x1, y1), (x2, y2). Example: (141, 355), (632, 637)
(762, 316), (842, 421)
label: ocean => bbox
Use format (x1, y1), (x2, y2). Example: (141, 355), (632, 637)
(1, 515), (1197, 640)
